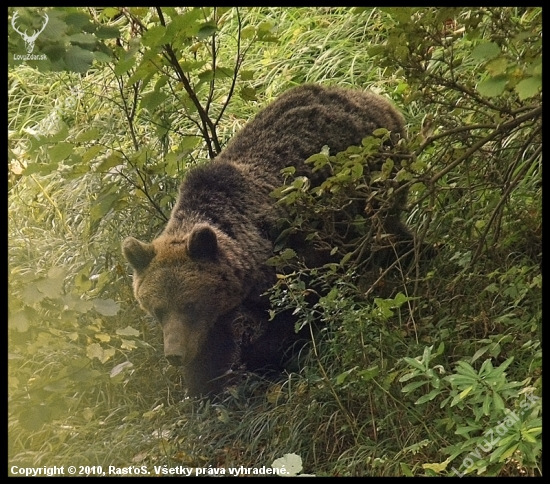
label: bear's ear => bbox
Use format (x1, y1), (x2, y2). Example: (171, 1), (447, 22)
(122, 237), (156, 272)
(188, 224), (218, 260)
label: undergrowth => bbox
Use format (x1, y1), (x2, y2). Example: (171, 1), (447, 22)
(9, 7), (541, 477)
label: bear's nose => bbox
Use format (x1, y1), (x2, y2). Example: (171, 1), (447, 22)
(166, 354), (184, 367)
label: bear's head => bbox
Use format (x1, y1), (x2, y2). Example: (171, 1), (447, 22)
(122, 223), (249, 394)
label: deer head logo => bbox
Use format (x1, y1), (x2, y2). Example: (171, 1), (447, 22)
(12, 11), (49, 54)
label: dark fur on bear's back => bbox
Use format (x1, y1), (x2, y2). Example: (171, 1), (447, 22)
(122, 84), (407, 396)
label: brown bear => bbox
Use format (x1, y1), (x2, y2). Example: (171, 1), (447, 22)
(122, 84), (407, 396)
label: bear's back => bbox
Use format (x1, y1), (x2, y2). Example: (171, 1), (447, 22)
(219, 84), (405, 180)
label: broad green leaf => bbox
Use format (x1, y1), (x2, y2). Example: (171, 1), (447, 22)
(116, 326), (140, 337)
(280, 248), (297, 260)
(93, 298), (120, 316)
(49, 142), (74, 163)
(142, 25), (167, 47)
(95, 153), (123, 172)
(240, 25), (256, 39)
(141, 90), (168, 112)
(9, 312), (29, 332)
(121, 339), (137, 350)
(197, 23), (217, 40)
(66, 45), (95, 73)
(485, 57), (508, 76)
(476, 75), (507, 98)
(68, 33), (97, 47)
(422, 458), (451, 473)
(86, 342), (104, 360)
(240, 86), (257, 101)
(22, 284), (45, 305)
(167, 8), (203, 37)
(471, 42), (501, 62)
(95, 25), (120, 39)
(240, 69), (255, 81)
(400, 462), (414, 477)
(90, 192), (121, 221)
(65, 12), (92, 29)
(179, 135), (201, 152)
(35, 275), (64, 298)
(87, 343), (115, 363)
(515, 76), (541, 100)
(114, 56), (136, 76)
(82, 145), (104, 163)
(75, 127), (100, 142)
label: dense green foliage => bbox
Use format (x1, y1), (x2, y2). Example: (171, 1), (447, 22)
(9, 7), (541, 477)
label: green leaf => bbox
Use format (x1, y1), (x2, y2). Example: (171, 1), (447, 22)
(415, 388), (441, 404)
(400, 462), (414, 477)
(335, 367), (357, 385)
(95, 153), (123, 172)
(82, 145), (104, 163)
(75, 127), (100, 142)
(65, 45), (95, 73)
(69, 33), (97, 47)
(197, 23), (217, 40)
(471, 42), (501, 62)
(116, 326), (140, 337)
(240, 25), (256, 40)
(476, 75), (507, 98)
(120, 339), (137, 350)
(35, 267), (66, 298)
(455, 360), (479, 378)
(240, 69), (255, 81)
(403, 356), (427, 372)
(22, 284), (45, 305)
(141, 90), (168, 112)
(401, 380), (427, 393)
(515, 76), (541, 100)
(142, 25), (167, 47)
(87, 343), (115, 363)
(9, 312), (29, 332)
(357, 366), (380, 382)
(49, 142), (74, 163)
(485, 57), (508, 76)
(90, 192), (121, 221)
(114, 56), (136, 76)
(280, 248), (297, 260)
(179, 136), (201, 152)
(240, 86), (257, 101)
(95, 25), (120, 39)
(86, 343), (104, 360)
(93, 298), (120, 316)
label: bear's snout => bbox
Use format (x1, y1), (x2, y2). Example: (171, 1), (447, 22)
(162, 316), (202, 366)
(165, 353), (185, 367)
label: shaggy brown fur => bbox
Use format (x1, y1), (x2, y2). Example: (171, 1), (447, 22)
(122, 84), (407, 396)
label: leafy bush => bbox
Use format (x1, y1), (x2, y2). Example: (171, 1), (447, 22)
(9, 6), (540, 476)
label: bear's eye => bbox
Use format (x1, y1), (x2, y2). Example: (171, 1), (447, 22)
(182, 302), (198, 319)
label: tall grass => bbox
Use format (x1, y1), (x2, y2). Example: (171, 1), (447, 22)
(9, 7), (541, 476)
